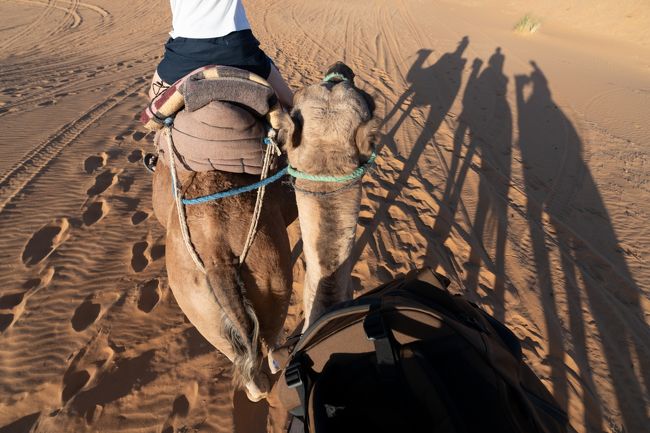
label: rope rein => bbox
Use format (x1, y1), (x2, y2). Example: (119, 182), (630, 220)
(163, 100), (376, 269)
(164, 123), (207, 274)
(181, 152), (376, 203)
(182, 166), (287, 205)
(239, 136), (281, 266)
(164, 117), (281, 270)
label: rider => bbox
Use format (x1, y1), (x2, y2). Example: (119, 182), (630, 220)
(149, 0), (293, 107)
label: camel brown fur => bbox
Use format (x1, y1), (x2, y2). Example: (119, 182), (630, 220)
(152, 149), (296, 401)
(278, 63), (379, 329)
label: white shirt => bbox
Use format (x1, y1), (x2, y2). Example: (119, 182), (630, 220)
(169, 0), (251, 39)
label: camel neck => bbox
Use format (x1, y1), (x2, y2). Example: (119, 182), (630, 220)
(297, 185), (362, 327)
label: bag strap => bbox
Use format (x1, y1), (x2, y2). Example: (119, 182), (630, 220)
(363, 304), (399, 381)
(285, 353), (311, 419)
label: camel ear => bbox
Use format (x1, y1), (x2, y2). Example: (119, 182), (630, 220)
(355, 117), (380, 161)
(277, 109), (303, 150)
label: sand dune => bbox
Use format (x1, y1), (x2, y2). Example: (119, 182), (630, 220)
(0, 0), (649, 432)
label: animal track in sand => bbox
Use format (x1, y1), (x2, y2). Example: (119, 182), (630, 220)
(86, 169), (118, 196)
(131, 211), (148, 225)
(71, 297), (101, 332)
(127, 149), (143, 163)
(131, 241), (149, 273)
(22, 218), (70, 266)
(137, 279), (160, 313)
(83, 153), (107, 174)
(82, 200), (108, 226)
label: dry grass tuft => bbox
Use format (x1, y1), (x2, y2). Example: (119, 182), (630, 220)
(514, 14), (541, 34)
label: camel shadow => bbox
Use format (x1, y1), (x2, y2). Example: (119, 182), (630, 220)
(516, 60), (649, 433)
(354, 38), (648, 432)
(352, 36), (469, 270)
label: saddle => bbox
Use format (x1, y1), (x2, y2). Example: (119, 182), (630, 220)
(140, 66), (284, 175)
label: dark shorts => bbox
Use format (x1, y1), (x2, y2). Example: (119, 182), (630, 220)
(156, 29), (272, 84)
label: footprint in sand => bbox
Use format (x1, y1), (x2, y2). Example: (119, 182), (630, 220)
(150, 243), (165, 261)
(83, 153), (107, 174)
(127, 149), (143, 163)
(87, 170), (118, 197)
(137, 279), (160, 313)
(82, 200), (108, 226)
(0, 314), (13, 332)
(161, 393), (191, 433)
(118, 173), (134, 192)
(71, 297), (101, 332)
(61, 369), (91, 403)
(22, 278), (41, 290)
(172, 394), (190, 418)
(0, 412), (41, 432)
(131, 241), (149, 273)
(115, 196), (140, 212)
(22, 218), (70, 266)
(1, 271), (55, 331)
(131, 211), (148, 225)
(0, 292), (24, 309)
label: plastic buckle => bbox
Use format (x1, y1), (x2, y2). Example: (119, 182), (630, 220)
(285, 361), (303, 388)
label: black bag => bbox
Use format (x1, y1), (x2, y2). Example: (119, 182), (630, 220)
(275, 268), (573, 433)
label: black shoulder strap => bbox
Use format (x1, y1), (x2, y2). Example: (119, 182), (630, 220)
(363, 304), (399, 381)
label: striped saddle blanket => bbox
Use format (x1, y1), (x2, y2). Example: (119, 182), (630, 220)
(140, 65), (283, 175)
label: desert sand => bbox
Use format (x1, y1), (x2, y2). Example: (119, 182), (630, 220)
(0, 0), (649, 432)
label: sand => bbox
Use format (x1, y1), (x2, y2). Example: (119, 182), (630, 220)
(0, 0), (649, 432)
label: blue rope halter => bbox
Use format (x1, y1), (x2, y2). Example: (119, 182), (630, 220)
(181, 166), (288, 205)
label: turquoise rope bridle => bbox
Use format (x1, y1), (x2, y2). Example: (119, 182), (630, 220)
(287, 152), (377, 183)
(179, 71), (376, 204)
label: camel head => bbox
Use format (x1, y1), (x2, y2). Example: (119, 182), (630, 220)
(275, 62), (379, 329)
(278, 62), (379, 178)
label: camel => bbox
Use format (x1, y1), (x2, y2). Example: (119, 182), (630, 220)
(279, 62), (379, 330)
(150, 62), (377, 403)
(151, 134), (296, 401)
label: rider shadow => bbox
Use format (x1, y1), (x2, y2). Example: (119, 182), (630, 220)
(429, 47), (513, 323)
(516, 61), (649, 433)
(352, 36), (469, 269)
